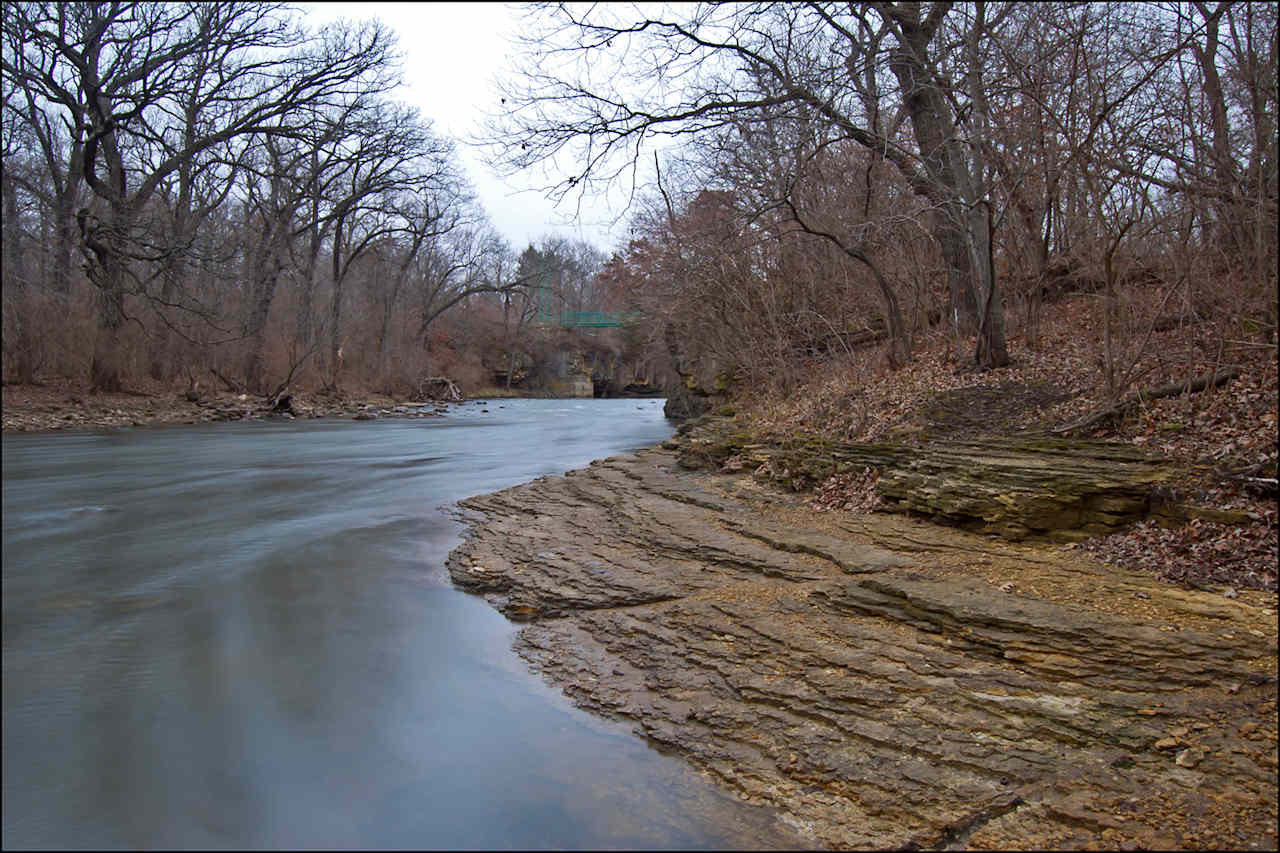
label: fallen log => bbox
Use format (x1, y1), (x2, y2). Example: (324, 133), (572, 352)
(418, 375), (463, 402)
(1052, 366), (1242, 436)
(210, 367), (243, 394)
(1219, 455), (1280, 497)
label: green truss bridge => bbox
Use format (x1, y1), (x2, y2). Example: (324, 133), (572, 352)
(537, 309), (645, 328)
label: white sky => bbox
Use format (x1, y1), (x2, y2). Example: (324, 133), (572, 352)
(298, 1), (625, 253)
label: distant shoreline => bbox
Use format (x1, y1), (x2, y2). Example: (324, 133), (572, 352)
(1, 383), (665, 434)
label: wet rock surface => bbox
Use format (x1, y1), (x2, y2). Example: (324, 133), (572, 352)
(448, 446), (1279, 850)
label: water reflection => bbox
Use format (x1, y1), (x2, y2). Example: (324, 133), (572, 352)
(3, 400), (803, 849)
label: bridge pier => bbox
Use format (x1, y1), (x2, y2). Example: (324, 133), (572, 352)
(544, 350), (594, 397)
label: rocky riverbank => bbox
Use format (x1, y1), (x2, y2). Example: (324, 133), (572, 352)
(1, 382), (456, 432)
(447, 437), (1279, 849)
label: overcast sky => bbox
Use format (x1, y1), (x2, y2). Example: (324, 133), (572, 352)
(298, 2), (625, 253)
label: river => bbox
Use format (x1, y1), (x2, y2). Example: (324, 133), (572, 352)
(2, 398), (800, 850)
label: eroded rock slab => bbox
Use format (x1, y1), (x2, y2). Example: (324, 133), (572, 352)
(448, 447), (1279, 850)
(672, 416), (1250, 540)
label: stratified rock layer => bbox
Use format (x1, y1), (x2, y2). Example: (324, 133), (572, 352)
(447, 447), (1279, 850)
(673, 416), (1251, 540)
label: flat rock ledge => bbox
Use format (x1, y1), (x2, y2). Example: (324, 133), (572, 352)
(672, 415), (1252, 541)
(447, 447), (1278, 850)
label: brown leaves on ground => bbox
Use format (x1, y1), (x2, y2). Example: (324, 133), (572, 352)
(1083, 517), (1278, 592)
(807, 467), (882, 514)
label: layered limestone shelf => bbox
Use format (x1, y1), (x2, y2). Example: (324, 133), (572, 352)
(672, 416), (1248, 540)
(447, 447), (1278, 850)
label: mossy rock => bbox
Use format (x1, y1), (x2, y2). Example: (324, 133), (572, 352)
(673, 417), (1197, 540)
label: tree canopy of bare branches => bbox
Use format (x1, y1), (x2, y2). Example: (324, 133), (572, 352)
(487, 2), (1277, 384)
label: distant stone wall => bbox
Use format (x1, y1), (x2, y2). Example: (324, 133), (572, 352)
(490, 339), (667, 399)
(540, 350), (594, 398)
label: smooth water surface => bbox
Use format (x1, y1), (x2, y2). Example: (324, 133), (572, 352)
(3, 399), (799, 849)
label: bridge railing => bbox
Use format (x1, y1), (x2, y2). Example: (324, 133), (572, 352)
(539, 310), (645, 328)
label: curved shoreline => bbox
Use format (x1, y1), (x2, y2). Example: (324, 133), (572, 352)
(447, 444), (1278, 849)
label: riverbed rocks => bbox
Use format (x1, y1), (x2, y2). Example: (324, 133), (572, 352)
(447, 446), (1278, 850)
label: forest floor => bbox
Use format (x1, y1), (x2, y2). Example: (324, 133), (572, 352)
(733, 290), (1278, 595)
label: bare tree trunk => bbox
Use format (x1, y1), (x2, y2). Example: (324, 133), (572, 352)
(2, 172), (38, 384)
(90, 262), (127, 393)
(295, 192), (324, 350)
(376, 301), (394, 386)
(242, 208), (288, 395)
(887, 8), (1008, 369)
(1191, 2), (1245, 255)
(243, 263), (281, 396)
(51, 206), (78, 296)
(149, 258), (182, 381)
(847, 248), (910, 368)
(933, 206), (981, 335)
(328, 217), (346, 390)
(79, 203), (131, 393)
(376, 278), (405, 389)
(150, 191), (195, 381)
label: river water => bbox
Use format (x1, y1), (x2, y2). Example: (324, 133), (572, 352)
(3, 399), (799, 850)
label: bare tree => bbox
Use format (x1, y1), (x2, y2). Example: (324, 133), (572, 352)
(1, 1), (398, 390)
(317, 102), (455, 389)
(368, 187), (467, 390)
(488, 2), (1020, 367)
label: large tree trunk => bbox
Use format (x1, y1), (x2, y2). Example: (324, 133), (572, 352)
(79, 205), (130, 393)
(969, 203), (1009, 369)
(90, 263), (127, 393)
(376, 301), (393, 386)
(150, 180), (192, 381)
(328, 216), (347, 390)
(888, 21), (1009, 369)
(46, 139), (85, 298)
(328, 282), (344, 390)
(1191, 3), (1247, 257)
(932, 205), (981, 335)
(295, 220), (323, 350)
(50, 201), (79, 297)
